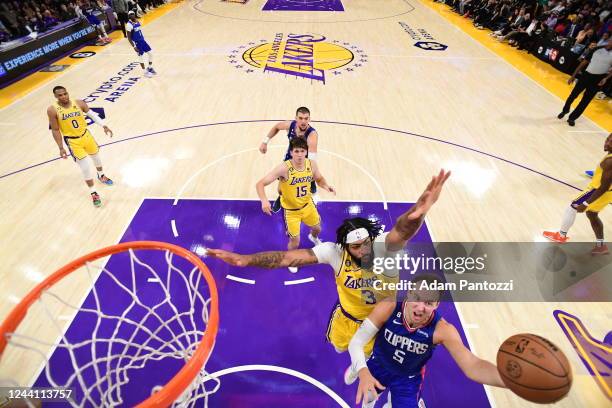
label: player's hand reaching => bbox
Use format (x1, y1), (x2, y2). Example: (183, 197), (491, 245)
(103, 126), (113, 137)
(356, 368), (384, 404)
(59, 147), (68, 159)
(206, 249), (248, 267)
(408, 169), (451, 221)
(259, 142), (268, 154)
(261, 201), (272, 215)
(326, 185), (336, 195)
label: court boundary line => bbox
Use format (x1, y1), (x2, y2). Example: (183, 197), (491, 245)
(0, 119), (583, 193)
(284, 277), (316, 285)
(554, 310), (612, 398)
(170, 145), (388, 208)
(417, 0), (610, 133)
(152, 196), (411, 202)
(206, 364), (350, 407)
(226, 274), (256, 284)
(191, 0), (416, 24)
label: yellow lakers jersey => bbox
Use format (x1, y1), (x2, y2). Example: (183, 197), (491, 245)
(588, 154), (612, 191)
(54, 100), (88, 137)
(335, 249), (398, 320)
(279, 159), (314, 210)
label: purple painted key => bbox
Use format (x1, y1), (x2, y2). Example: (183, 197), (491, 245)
(34, 199), (490, 407)
(263, 0), (345, 12)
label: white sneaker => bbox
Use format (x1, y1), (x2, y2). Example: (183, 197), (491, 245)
(308, 233), (322, 246)
(144, 71), (153, 78)
(344, 365), (358, 385)
(288, 267), (298, 273)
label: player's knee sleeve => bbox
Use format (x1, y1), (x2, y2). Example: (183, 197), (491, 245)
(90, 152), (103, 167)
(77, 157), (94, 180)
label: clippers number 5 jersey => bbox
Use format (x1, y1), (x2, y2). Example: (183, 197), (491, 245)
(371, 301), (441, 376)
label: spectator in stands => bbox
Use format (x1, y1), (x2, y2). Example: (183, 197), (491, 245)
(572, 24), (596, 54)
(507, 16), (540, 49)
(0, 0), (81, 42)
(564, 15), (584, 39)
(544, 10), (559, 30)
(601, 3), (611, 20)
(42, 9), (59, 30)
(494, 7), (529, 40)
(549, 0), (567, 16)
(473, 0), (497, 29)
(59, 4), (76, 21)
(0, 19), (10, 43)
(112, 0), (129, 37)
(535, 0), (548, 18)
(598, 15), (611, 37)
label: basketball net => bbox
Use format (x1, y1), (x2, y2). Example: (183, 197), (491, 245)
(0, 242), (220, 407)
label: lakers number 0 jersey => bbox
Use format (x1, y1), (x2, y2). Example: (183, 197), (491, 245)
(279, 159), (314, 210)
(588, 154), (612, 191)
(55, 100), (88, 137)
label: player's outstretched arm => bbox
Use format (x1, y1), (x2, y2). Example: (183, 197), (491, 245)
(307, 130), (318, 155)
(436, 319), (506, 387)
(76, 100), (113, 137)
(349, 300), (395, 404)
(385, 169), (451, 251)
(260, 120), (291, 153)
(206, 248), (319, 268)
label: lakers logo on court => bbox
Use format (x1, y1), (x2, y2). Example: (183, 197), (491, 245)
(228, 33), (367, 84)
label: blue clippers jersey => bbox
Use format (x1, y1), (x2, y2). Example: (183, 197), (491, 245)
(371, 302), (440, 377)
(283, 120), (315, 160)
(129, 21), (146, 44)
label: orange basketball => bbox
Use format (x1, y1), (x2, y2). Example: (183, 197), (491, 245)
(497, 333), (572, 404)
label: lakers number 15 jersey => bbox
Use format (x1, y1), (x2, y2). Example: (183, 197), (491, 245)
(279, 159), (314, 210)
(55, 100), (87, 137)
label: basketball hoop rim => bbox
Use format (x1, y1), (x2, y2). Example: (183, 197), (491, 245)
(0, 240), (219, 408)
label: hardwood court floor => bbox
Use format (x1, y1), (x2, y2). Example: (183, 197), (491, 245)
(0, 1), (609, 407)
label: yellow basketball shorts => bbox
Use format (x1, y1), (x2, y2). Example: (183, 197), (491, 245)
(282, 202), (320, 237)
(65, 130), (99, 160)
(326, 304), (375, 355)
(572, 188), (612, 213)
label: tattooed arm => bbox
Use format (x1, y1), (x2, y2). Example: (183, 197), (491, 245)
(207, 248), (319, 268)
